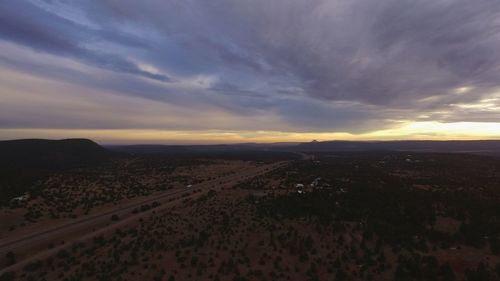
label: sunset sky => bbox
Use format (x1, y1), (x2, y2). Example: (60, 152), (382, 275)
(1, 0), (500, 144)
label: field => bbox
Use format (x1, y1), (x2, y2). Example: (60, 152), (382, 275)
(1, 151), (500, 281)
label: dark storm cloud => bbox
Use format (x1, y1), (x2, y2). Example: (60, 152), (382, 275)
(236, 0), (500, 107)
(1, 0), (500, 133)
(0, 1), (168, 81)
(75, 0), (500, 105)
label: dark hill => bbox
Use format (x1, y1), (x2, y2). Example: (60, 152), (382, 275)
(0, 138), (109, 169)
(0, 139), (110, 203)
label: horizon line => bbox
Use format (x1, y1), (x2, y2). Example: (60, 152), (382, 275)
(4, 137), (500, 147)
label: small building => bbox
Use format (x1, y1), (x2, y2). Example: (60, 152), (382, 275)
(10, 194), (29, 203)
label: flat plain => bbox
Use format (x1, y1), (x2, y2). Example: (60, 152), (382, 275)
(2, 147), (500, 281)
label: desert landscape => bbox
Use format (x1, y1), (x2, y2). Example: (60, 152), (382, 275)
(3, 1), (500, 280)
(2, 140), (500, 281)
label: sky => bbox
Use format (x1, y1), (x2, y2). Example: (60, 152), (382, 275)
(1, 0), (500, 144)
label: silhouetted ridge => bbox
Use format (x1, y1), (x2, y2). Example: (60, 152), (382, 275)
(293, 140), (500, 153)
(0, 138), (109, 168)
(0, 139), (110, 203)
(108, 140), (500, 155)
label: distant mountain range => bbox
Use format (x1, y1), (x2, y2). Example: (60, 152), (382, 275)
(2, 138), (500, 203)
(106, 143), (281, 154)
(3, 138), (500, 158)
(290, 140), (500, 153)
(107, 140), (500, 155)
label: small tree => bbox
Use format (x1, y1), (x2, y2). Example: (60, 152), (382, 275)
(0, 272), (16, 281)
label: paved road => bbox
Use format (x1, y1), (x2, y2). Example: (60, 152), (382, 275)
(0, 161), (286, 271)
(0, 187), (192, 251)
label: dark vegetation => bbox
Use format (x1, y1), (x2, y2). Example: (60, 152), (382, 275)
(0, 139), (112, 204)
(291, 140), (500, 153)
(5, 156), (244, 223)
(3, 139), (500, 280)
(108, 144), (300, 162)
(4, 138), (500, 205)
(110, 140), (500, 155)
(252, 152), (500, 280)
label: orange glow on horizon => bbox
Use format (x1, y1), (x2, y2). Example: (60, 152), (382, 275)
(2, 121), (500, 144)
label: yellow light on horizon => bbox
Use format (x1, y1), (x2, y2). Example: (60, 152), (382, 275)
(1, 121), (500, 144)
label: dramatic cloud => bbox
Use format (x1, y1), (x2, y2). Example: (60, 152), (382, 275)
(0, 1), (168, 81)
(1, 0), (500, 142)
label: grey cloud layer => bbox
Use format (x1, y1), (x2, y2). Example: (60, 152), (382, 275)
(0, 1), (168, 81)
(1, 0), (500, 132)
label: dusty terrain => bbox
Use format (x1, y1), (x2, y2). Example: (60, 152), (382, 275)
(0, 158), (257, 238)
(1, 152), (500, 281)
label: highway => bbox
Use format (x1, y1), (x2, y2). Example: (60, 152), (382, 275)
(0, 161), (287, 272)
